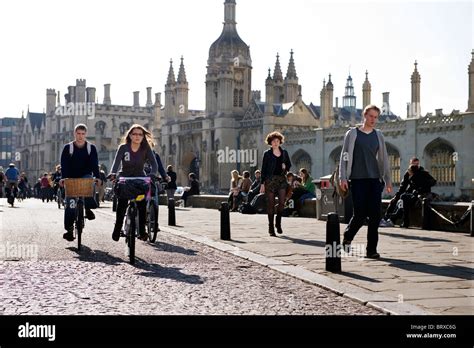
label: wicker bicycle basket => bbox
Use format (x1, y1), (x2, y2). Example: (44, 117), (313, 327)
(64, 178), (95, 198)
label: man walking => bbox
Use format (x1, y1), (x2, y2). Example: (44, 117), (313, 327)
(339, 105), (392, 259)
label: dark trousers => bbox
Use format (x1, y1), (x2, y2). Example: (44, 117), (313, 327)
(64, 197), (97, 230)
(389, 192), (418, 227)
(344, 179), (383, 254)
(116, 198), (146, 235)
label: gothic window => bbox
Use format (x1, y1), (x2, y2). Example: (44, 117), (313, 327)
(239, 90), (244, 107)
(233, 89), (239, 107)
(425, 141), (456, 186)
(95, 121), (106, 136)
(329, 146), (342, 170)
(292, 150), (312, 174)
(119, 122), (130, 135)
(386, 143), (401, 186)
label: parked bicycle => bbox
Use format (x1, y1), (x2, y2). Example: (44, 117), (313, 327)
(63, 178), (95, 251)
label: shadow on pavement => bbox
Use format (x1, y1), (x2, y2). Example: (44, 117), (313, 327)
(379, 232), (452, 243)
(380, 257), (473, 280)
(66, 245), (124, 266)
(279, 235), (326, 248)
(151, 241), (198, 256)
(135, 262), (204, 284)
(339, 271), (381, 283)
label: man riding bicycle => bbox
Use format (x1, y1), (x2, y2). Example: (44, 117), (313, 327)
(60, 124), (102, 241)
(109, 124), (158, 242)
(5, 163), (20, 204)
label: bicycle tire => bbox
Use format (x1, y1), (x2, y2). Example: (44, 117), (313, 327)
(147, 201), (158, 243)
(77, 200), (84, 251)
(128, 206), (136, 264)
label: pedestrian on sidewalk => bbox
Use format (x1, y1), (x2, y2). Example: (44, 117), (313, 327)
(166, 165), (177, 200)
(339, 104), (392, 259)
(260, 131), (292, 236)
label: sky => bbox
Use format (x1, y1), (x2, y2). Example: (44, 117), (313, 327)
(0, 0), (472, 119)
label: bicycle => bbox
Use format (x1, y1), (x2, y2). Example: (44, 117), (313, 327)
(63, 178), (95, 251)
(146, 177), (161, 243)
(116, 177), (151, 264)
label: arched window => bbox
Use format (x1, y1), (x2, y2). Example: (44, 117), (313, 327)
(386, 143), (401, 186)
(425, 140), (456, 186)
(119, 122), (130, 135)
(329, 146), (342, 171)
(292, 149), (312, 174)
(239, 90), (244, 107)
(233, 89), (239, 107)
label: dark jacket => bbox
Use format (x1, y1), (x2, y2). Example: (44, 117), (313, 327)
(398, 166), (425, 195)
(167, 170), (177, 190)
(250, 177), (261, 194)
(261, 147), (292, 182)
(188, 179), (200, 195)
(406, 167), (437, 195)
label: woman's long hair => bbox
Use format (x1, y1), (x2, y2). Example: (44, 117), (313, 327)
(231, 170), (242, 184)
(120, 124), (154, 149)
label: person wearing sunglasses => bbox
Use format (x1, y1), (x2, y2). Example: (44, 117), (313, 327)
(108, 124), (158, 242)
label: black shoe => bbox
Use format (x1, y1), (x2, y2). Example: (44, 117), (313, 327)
(85, 210), (95, 220)
(275, 214), (283, 234)
(112, 224), (121, 242)
(268, 214), (276, 236)
(366, 252), (380, 259)
(342, 239), (352, 253)
(63, 228), (74, 242)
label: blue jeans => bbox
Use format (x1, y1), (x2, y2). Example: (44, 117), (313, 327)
(64, 176), (97, 230)
(344, 179), (383, 254)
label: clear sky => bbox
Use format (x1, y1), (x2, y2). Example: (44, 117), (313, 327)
(0, 0), (471, 119)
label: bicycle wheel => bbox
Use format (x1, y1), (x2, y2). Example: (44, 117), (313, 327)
(127, 206), (136, 265)
(76, 200), (84, 251)
(147, 201), (158, 243)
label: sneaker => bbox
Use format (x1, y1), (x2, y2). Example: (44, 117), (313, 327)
(63, 228), (74, 242)
(85, 210), (95, 220)
(366, 252), (380, 259)
(379, 219), (394, 227)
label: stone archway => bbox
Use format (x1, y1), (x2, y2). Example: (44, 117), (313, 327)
(291, 149), (312, 175)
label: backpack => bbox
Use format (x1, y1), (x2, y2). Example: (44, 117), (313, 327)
(239, 202), (256, 214)
(69, 142), (92, 156)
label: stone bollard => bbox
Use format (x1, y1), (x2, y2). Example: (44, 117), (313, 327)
(326, 212), (342, 273)
(219, 201), (231, 241)
(422, 198), (431, 230)
(168, 198), (176, 226)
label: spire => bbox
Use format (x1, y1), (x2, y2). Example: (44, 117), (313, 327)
(362, 70), (372, 109)
(326, 73), (333, 90)
(468, 50), (474, 112)
(285, 49), (297, 80)
(224, 0), (237, 27)
(273, 53), (283, 82)
(410, 60), (421, 118)
(166, 59), (176, 86)
(266, 68), (273, 84)
(177, 56), (188, 84)
(411, 60), (420, 82)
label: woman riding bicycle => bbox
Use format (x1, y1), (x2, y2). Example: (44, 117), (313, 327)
(109, 124), (158, 242)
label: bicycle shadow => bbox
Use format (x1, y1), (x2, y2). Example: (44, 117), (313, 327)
(134, 260), (204, 284)
(66, 245), (124, 266)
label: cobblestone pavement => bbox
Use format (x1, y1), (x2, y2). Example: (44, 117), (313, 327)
(0, 198), (380, 315)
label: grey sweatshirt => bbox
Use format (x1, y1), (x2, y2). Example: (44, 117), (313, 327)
(110, 143), (158, 177)
(338, 127), (392, 187)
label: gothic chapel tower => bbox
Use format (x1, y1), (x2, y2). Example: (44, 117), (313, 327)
(206, 0), (252, 116)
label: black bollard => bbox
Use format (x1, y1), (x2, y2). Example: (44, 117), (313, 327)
(220, 201), (231, 240)
(326, 212), (342, 273)
(470, 201), (473, 237)
(422, 198), (431, 230)
(168, 198), (176, 226)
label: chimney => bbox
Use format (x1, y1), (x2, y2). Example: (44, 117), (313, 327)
(155, 93), (162, 107)
(133, 91), (140, 107)
(146, 87), (153, 107)
(86, 87), (96, 103)
(103, 84), (111, 105)
(382, 92), (390, 114)
(435, 108), (443, 116)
